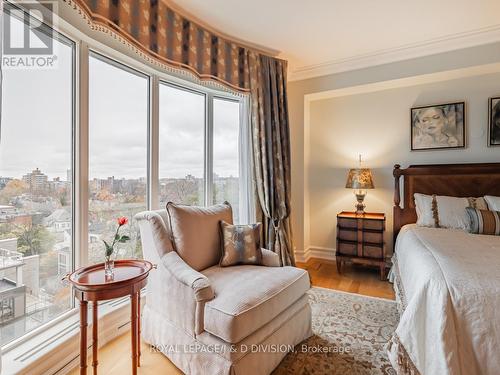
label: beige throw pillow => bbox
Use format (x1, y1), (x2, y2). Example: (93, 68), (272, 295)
(220, 221), (263, 267)
(166, 202), (233, 271)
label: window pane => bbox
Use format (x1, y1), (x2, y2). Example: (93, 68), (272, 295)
(213, 99), (240, 222)
(0, 18), (74, 344)
(88, 54), (148, 264)
(159, 84), (205, 207)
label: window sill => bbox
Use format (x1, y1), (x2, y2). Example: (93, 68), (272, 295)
(2, 294), (141, 375)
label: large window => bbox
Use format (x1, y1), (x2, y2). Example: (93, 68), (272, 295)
(0, 14), (75, 345)
(158, 85), (244, 222)
(159, 83), (205, 207)
(213, 98), (241, 222)
(88, 53), (149, 264)
(0, 6), (247, 350)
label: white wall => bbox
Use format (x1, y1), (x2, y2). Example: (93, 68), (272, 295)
(288, 41), (500, 260)
(308, 72), (500, 254)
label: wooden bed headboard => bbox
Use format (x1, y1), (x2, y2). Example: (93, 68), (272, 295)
(393, 163), (500, 241)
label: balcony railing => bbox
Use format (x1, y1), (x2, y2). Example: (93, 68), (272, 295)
(0, 248), (24, 269)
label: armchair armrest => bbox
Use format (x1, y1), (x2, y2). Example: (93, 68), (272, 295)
(161, 251), (214, 302)
(261, 248), (281, 267)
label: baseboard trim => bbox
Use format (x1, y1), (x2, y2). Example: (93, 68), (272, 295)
(295, 246), (336, 263)
(308, 246), (336, 261)
(294, 248), (310, 263)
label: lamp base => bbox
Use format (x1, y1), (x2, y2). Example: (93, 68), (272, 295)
(354, 192), (366, 215)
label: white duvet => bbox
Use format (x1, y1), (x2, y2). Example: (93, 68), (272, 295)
(388, 224), (500, 375)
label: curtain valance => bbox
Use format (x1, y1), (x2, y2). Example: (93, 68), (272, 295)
(64, 0), (288, 92)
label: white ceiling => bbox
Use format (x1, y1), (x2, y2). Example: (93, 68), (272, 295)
(168, 0), (500, 80)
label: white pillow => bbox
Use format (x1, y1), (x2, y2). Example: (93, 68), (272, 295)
(414, 193), (435, 227)
(414, 194), (487, 230)
(435, 196), (470, 230)
(484, 195), (500, 211)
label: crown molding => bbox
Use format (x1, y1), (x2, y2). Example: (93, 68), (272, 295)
(289, 24), (500, 82)
(304, 62), (500, 102)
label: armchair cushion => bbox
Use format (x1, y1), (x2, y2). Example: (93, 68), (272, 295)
(201, 265), (310, 343)
(166, 202), (233, 271)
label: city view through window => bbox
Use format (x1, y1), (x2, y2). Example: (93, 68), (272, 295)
(0, 22), (75, 345)
(159, 83), (206, 207)
(213, 98), (240, 222)
(0, 11), (242, 347)
(88, 53), (149, 265)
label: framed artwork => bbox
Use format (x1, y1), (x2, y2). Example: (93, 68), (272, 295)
(410, 102), (465, 151)
(488, 97), (500, 146)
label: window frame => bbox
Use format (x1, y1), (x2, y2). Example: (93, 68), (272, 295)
(0, 7), (246, 352)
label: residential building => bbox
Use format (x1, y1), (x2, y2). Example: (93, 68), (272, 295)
(22, 168), (48, 192)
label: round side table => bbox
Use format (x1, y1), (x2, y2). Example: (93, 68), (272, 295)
(68, 260), (154, 375)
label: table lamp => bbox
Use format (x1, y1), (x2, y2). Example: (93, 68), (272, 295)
(345, 168), (374, 214)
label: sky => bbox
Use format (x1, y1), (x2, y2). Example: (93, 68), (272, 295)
(0, 14), (239, 181)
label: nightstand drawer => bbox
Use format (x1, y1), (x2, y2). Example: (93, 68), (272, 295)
(363, 231), (383, 244)
(338, 229), (357, 242)
(337, 217), (357, 229)
(337, 241), (357, 256)
(363, 220), (384, 231)
(337, 229), (383, 244)
(363, 245), (383, 259)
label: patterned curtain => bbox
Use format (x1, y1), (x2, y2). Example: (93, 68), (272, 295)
(248, 55), (294, 266)
(64, 0), (295, 265)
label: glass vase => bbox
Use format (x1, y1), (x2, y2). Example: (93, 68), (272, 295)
(104, 257), (114, 279)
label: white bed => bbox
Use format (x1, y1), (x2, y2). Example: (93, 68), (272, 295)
(388, 224), (500, 375)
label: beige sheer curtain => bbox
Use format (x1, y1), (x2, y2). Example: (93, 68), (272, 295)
(64, 0), (295, 265)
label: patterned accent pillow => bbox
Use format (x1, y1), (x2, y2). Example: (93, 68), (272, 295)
(466, 208), (500, 235)
(467, 197), (488, 210)
(219, 221), (263, 267)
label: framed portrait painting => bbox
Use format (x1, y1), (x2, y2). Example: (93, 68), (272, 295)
(410, 102), (465, 151)
(489, 97), (500, 146)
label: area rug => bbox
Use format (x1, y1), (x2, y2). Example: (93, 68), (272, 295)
(273, 287), (399, 375)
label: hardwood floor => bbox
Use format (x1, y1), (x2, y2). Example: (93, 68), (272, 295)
(68, 333), (180, 375)
(296, 258), (395, 300)
(69, 258), (394, 375)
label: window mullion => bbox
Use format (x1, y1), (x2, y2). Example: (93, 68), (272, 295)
(205, 94), (214, 206)
(149, 75), (160, 210)
(75, 41), (89, 268)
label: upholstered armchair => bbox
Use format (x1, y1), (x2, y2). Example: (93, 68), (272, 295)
(135, 206), (312, 375)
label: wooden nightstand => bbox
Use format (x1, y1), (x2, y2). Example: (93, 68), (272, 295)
(336, 211), (387, 280)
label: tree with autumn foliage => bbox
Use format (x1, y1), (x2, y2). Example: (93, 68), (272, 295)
(0, 179), (28, 205)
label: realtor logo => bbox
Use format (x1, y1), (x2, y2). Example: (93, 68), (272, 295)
(2, 0), (58, 69)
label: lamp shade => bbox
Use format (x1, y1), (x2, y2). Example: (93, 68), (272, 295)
(345, 168), (375, 189)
